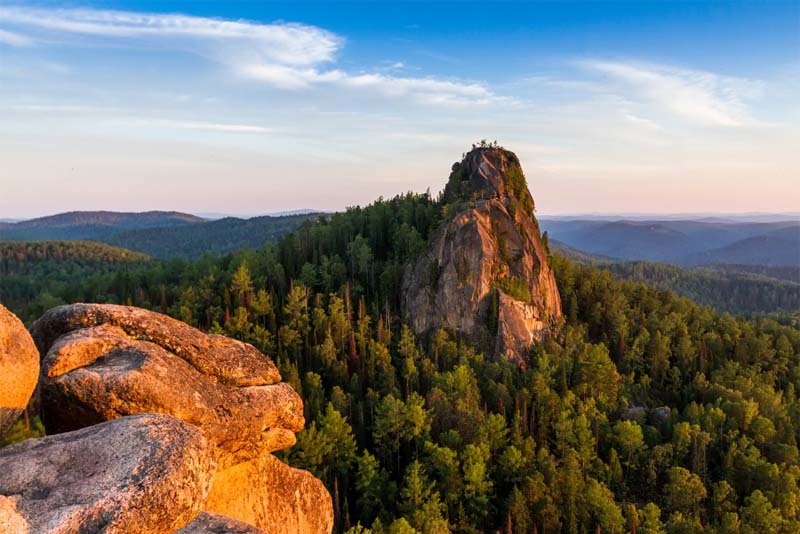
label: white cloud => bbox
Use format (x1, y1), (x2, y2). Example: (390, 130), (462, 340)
(241, 65), (502, 106)
(580, 60), (763, 127)
(0, 6), (502, 106)
(172, 121), (274, 134)
(0, 6), (340, 65)
(624, 113), (662, 130)
(0, 27), (30, 46)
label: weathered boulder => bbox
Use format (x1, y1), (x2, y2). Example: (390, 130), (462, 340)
(31, 304), (304, 468)
(0, 414), (215, 534)
(0, 305), (39, 437)
(177, 512), (265, 534)
(204, 454), (334, 534)
(30, 303), (280, 386)
(403, 147), (562, 366)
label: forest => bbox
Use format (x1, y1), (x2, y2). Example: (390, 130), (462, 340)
(2, 190), (799, 534)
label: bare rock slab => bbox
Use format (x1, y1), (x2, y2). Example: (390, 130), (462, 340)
(204, 454), (334, 534)
(0, 305), (39, 437)
(0, 413), (216, 534)
(31, 304), (304, 468)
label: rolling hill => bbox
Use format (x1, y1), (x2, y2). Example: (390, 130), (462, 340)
(541, 217), (799, 266)
(549, 240), (799, 314)
(101, 213), (321, 259)
(0, 211), (322, 259)
(684, 226), (800, 266)
(0, 211), (204, 241)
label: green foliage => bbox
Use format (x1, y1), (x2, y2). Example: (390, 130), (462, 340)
(504, 163), (534, 215)
(603, 260), (800, 315)
(0, 416), (45, 446)
(493, 277), (532, 303)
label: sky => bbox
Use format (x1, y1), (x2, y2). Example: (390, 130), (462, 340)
(0, 0), (798, 218)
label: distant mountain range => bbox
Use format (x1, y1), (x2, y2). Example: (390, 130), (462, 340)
(2, 211), (798, 267)
(0, 211), (203, 241)
(0, 211), (320, 258)
(541, 212), (800, 223)
(541, 218), (799, 267)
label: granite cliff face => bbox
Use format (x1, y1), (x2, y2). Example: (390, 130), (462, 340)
(403, 146), (562, 366)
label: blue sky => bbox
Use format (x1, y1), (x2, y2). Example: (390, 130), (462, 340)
(0, 1), (798, 217)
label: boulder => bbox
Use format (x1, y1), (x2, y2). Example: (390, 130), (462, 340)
(0, 305), (39, 437)
(30, 303), (280, 386)
(204, 454), (334, 534)
(176, 512), (265, 534)
(0, 414), (215, 534)
(403, 147), (562, 366)
(652, 406), (673, 426)
(31, 304), (304, 468)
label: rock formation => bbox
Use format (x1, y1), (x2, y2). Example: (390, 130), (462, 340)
(205, 453), (334, 534)
(0, 305), (39, 437)
(177, 512), (266, 534)
(32, 316), (303, 468)
(0, 414), (215, 534)
(27, 303), (333, 534)
(403, 146), (562, 366)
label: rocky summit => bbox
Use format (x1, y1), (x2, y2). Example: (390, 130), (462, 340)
(403, 146), (562, 366)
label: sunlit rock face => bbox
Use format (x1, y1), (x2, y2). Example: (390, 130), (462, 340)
(0, 305), (39, 438)
(403, 146), (562, 366)
(0, 414), (216, 534)
(27, 303), (334, 534)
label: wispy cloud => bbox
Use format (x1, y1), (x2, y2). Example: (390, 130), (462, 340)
(0, 6), (339, 65)
(8, 103), (274, 134)
(0, 27), (30, 46)
(241, 65), (502, 105)
(580, 60), (763, 127)
(169, 121), (274, 134)
(0, 6), (503, 106)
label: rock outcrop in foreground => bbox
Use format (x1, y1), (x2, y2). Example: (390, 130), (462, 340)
(403, 146), (562, 365)
(0, 414), (215, 534)
(31, 304), (303, 469)
(205, 453), (334, 534)
(3, 303), (334, 534)
(0, 305), (39, 437)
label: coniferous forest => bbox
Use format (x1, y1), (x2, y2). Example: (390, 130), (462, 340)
(3, 189), (800, 534)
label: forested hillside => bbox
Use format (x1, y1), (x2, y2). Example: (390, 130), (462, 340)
(600, 262), (799, 315)
(0, 211), (320, 259)
(0, 241), (149, 272)
(101, 212), (321, 258)
(3, 190), (800, 534)
(0, 241), (150, 322)
(551, 241), (799, 315)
